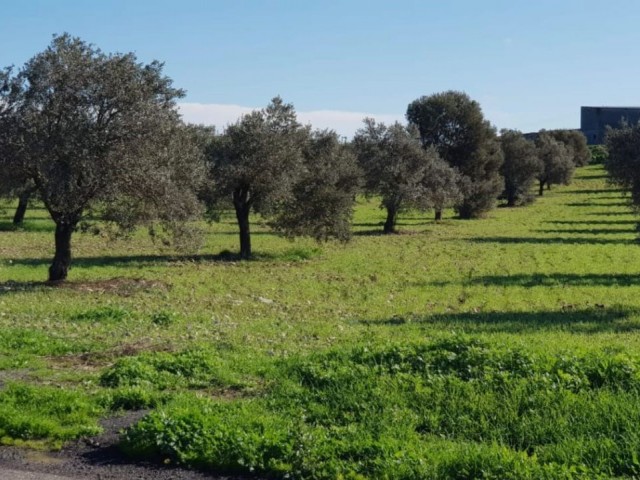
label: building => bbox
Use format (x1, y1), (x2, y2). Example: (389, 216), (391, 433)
(580, 106), (640, 145)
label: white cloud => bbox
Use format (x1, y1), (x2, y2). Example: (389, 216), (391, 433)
(177, 102), (404, 138)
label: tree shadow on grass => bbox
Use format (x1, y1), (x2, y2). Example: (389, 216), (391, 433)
(565, 202), (630, 207)
(353, 221), (430, 228)
(4, 251), (284, 270)
(588, 196), (629, 200)
(468, 236), (636, 245)
(427, 272), (640, 288)
(559, 189), (620, 195)
(359, 308), (640, 334)
(545, 220), (637, 225)
(3, 246), (321, 279)
(0, 277), (169, 297)
(579, 174), (609, 180)
(584, 211), (634, 217)
(0, 281), (50, 296)
(535, 228), (635, 235)
(353, 229), (387, 236)
(209, 231), (275, 236)
(353, 229), (429, 237)
(0, 221), (55, 233)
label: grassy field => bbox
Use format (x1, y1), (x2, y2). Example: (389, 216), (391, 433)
(2, 164), (640, 478)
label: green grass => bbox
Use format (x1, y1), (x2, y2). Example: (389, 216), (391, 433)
(122, 337), (640, 478)
(1, 165), (640, 477)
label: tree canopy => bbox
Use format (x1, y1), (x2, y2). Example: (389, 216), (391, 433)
(534, 131), (575, 196)
(605, 123), (640, 206)
(499, 129), (543, 206)
(205, 97), (360, 257)
(271, 129), (361, 242)
(548, 129), (591, 167)
(406, 90), (503, 219)
(0, 34), (204, 281)
(353, 119), (459, 232)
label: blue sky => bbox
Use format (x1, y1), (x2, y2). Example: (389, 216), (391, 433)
(2, 1), (639, 136)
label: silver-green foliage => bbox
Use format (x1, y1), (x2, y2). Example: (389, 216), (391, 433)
(353, 119), (459, 232)
(406, 91), (504, 219)
(0, 34), (204, 280)
(500, 129), (543, 206)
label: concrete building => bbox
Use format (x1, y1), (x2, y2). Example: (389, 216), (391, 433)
(580, 106), (640, 145)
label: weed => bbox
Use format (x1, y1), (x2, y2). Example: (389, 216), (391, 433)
(151, 310), (178, 327)
(71, 305), (132, 323)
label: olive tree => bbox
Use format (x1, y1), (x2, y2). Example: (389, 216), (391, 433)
(206, 98), (359, 257)
(0, 34), (205, 281)
(0, 68), (32, 224)
(548, 129), (591, 167)
(205, 97), (308, 258)
(271, 129), (361, 241)
(499, 129), (543, 206)
(353, 119), (459, 233)
(406, 91), (503, 219)
(605, 123), (640, 206)
(535, 131), (575, 196)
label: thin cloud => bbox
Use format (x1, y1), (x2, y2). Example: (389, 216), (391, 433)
(178, 102), (404, 138)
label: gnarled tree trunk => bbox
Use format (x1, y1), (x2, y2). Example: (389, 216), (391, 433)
(13, 189), (34, 225)
(383, 205), (397, 234)
(233, 188), (252, 259)
(434, 210), (442, 221)
(539, 181), (545, 196)
(48, 216), (77, 282)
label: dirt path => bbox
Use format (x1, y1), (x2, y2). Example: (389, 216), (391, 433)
(0, 412), (251, 480)
(0, 469), (74, 480)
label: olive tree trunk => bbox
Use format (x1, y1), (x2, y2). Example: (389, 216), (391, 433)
(434, 210), (443, 221)
(48, 218), (77, 282)
(539, 181), (545, 196)
(233, 188), (252, 259)
(383, 205), (397, 234)
(13, 188), (35, 225)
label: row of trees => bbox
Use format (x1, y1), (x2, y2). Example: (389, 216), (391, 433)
(605, 124), (640, 210)
(0, 35), (592, 282)
(500, 129), (587, 206)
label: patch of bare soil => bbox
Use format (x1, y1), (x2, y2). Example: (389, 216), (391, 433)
(0, 411), (255, 480)
(48, 340), (175, 371)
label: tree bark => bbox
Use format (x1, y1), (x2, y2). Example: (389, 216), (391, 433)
(506, 193), (516, 207)
(233, 188), (252, 259)
(13, 188), (35, 225)
(434, 210), (442, 221)
(48, 218), (76, 282)
(539, 181), (545, 196)
(383, 206), (397, 234)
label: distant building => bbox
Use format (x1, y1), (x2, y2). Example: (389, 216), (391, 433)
(580, 106), (640, 145)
